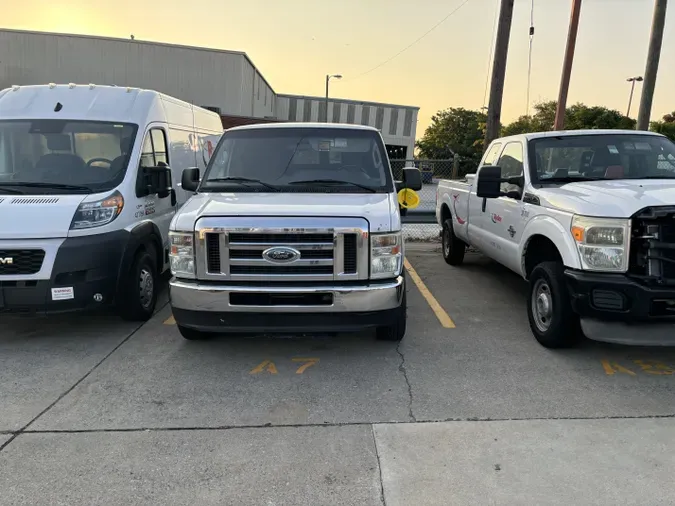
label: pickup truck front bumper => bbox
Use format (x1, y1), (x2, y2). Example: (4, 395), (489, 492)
(169, 276), (404, 333)
(565, 269), (675, 345)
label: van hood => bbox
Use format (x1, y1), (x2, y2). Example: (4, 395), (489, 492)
(172, 192), (397, 232)
(0, 194), (87, 239)
(537, 179), (675, 218)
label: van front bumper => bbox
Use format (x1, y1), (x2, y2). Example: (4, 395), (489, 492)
(169, 276), (404, 333)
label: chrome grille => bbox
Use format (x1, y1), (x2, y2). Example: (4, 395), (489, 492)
(195, 217), (369, 282)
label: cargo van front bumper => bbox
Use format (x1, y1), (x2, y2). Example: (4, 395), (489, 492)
(169, 276), (404, 333)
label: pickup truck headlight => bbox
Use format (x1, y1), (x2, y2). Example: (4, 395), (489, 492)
(169, 231), (195, 278)
(571, 216), (630, 272)
(371, 232), (403, 279)
(70, 191), (124, 230)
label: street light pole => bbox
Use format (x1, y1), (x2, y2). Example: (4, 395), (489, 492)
(626, 76), (643, 117)
(324, 74), (342, 123)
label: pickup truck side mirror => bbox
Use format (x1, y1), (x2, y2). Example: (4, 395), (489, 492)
(182, 167), (200, 192)
(476, 165), (502, 199)
(395, 167), (423, 192)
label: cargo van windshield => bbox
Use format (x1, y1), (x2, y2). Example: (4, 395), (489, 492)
(0, 120), (137, 194)
(201, 127), (394, 193)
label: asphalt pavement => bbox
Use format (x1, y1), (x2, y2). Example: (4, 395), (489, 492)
(1, 243), (674, 505)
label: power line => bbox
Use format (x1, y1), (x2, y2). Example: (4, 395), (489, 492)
(526, 0), (535, 116)
(482, 0), (501, 110)
(342, 0), (475, 83)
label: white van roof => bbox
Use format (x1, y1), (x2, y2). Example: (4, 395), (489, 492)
(0, 84), (223, 132)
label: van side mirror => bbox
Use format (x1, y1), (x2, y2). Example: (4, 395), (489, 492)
(141, 165), (172, 199)
(476, 165), (502, 199)
(182, 167), (200, 192)
(395, 167), (423, 192)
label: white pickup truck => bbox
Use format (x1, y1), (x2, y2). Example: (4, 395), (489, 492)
(436, 129), (675, 348)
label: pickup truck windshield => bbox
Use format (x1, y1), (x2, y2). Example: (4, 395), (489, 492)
(0, 119), (137, 194)
(529, 134), (675, 183)
(201, 127), (393, 193)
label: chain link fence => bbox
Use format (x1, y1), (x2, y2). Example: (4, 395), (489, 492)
(391, 159), (457, 241)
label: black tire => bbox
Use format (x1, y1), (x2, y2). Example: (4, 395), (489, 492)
(117, 250), (157, 321)
(376, 287), (407, 341)
(177, 324), (213, 341)
(442, 218), (465, 266)
(527, 261), (582, 349)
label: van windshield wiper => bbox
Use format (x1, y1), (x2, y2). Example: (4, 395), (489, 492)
(206, 177), (279, 192)
(2, 182), (92, 192)
(0, 185), (24, 194)
(287, 179), (377, 193)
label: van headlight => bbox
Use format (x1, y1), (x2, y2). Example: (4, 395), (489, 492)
(371, 232), (403, 279)
(169, 231), (195, 278)
(571, 216), (630, 272)
(70, 191), (124, 230)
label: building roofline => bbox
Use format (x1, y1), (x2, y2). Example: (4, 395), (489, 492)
(277, 93), (420, 111)
(0, 28), (277, 94)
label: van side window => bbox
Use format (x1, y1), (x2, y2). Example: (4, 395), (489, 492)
(140, 134), (155, 168)
(151, 130), (169, 166)
(137, 128), (170, 197)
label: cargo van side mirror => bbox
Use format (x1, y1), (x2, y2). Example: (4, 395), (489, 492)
(140, 165), (172, 199)
(395, 167), (423, 192)
(182, 167), (200, 192)
(476, 165), (502, 199)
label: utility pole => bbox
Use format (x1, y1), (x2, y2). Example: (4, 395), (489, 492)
(484, 0), (515, 150)
(554, 0), (582, 130)
(637, 0), (668, 131)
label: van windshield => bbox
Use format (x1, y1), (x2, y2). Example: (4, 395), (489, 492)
(0, 120), (137, 194)
(201, 127), (394, 193)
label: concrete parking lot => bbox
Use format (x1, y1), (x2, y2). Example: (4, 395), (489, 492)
(2, 243), (675, 505)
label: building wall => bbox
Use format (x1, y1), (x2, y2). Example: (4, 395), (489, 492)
(0, 29), (275, 119)
(276, 94), (418, 157)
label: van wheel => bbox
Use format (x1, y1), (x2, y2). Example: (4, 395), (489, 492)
(376, 288), (407, 341)
(177, 324), (213, 341)
(527, 261), (582, 348)
(117, 251), (157, 322)
(442, 219), (465, 266)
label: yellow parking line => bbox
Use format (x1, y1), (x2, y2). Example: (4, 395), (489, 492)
(164, 315), (176, 325)
(404, 258), (456, 328)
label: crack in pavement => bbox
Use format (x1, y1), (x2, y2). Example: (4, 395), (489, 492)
(0, 302), (169, 454)
(396, 341), (416, 423)
(371, 425), (387, 506)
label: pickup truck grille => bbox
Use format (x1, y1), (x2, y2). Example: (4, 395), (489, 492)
(196, 217), (369, 282)
(630, 207), (675, 282)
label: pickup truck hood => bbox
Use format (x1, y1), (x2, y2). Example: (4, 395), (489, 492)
(172, 192), (397, 232)
(537, 179), (675, 218)
(0, 194), (87, 239)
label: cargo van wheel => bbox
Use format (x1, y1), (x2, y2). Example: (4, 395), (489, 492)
(118, 251), (157, 322)
(177, 324), (213, 341)
(376, 288), (407, 341)
(442, 219), (465, 266)
(527, 261), (582, 348)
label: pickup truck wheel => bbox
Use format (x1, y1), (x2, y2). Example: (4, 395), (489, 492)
(527, 261), (582, 349)
(442, 219), (465, 266)
(376, 287), (407, 341)
(117, 251), (157, 322)
(177, 324), (213, 341)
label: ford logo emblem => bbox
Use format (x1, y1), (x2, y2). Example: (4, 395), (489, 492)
(262, 246), (301, 264)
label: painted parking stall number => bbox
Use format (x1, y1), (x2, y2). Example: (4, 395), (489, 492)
(601, 359), (675, 376)
(250, 358), (320, 375)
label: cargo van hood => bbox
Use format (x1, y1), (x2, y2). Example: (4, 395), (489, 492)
(537, 179), (675, 218)
(0, 194), (87, 239)
(172, 192), (398, 232)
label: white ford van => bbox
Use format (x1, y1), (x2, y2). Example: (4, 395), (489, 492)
(0, 84), (223, 319)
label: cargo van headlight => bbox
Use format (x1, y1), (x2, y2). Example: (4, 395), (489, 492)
(70, 191), (124, 230)
(371, 232), (403, 279)
(169, 232), (195, 278)
(571, 216), (630, 272)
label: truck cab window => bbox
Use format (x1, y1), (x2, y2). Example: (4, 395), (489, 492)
(497, 141), (524, 196)
(483, 142), (502, 166)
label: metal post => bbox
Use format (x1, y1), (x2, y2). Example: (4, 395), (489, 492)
(637, 0), (668, 131)
(554, 0), (582, 130)
(324, 75), (329, 123)
(626, 77), (643, 117)
(484, 0), (515, 150)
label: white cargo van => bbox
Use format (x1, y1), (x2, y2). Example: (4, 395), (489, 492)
(0, 84), (223, 319)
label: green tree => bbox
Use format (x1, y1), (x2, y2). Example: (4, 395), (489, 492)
(416, 107), (486, 176)
(651, 111), (675, 141)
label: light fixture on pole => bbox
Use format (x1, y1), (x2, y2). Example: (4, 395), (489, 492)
(324, 74), (342, 123)
(626, 76), (643, 118)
